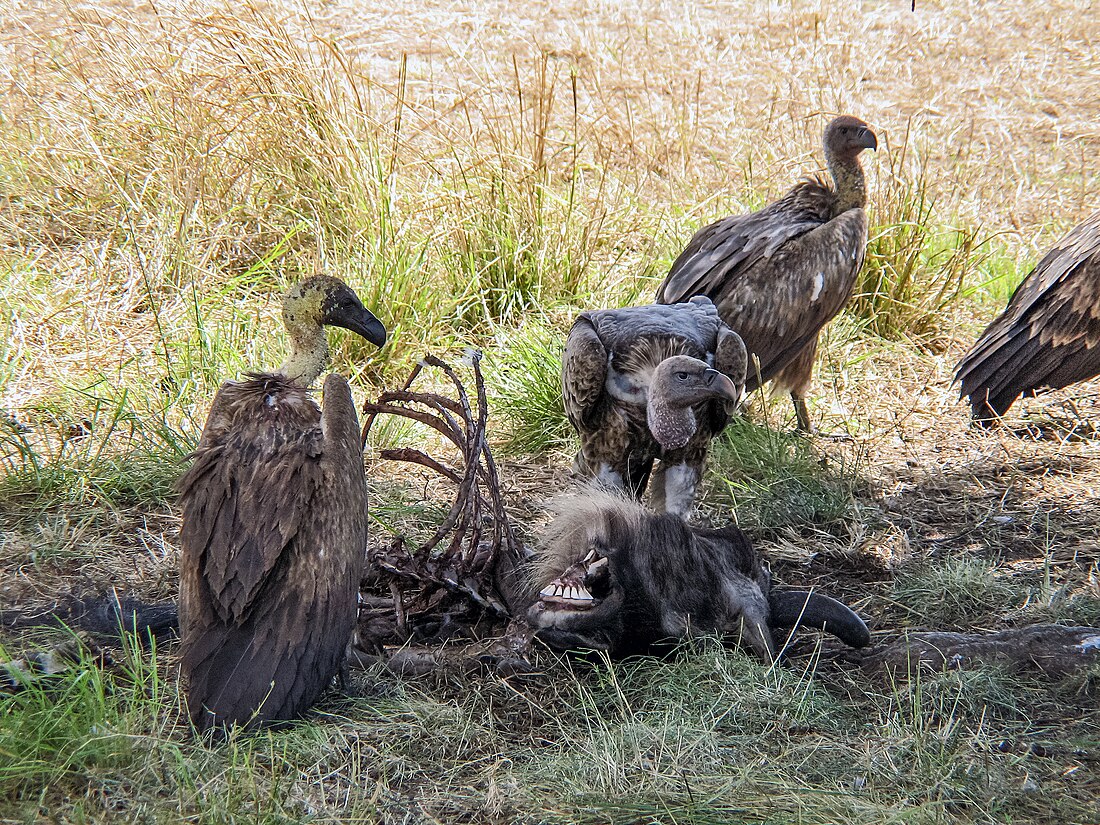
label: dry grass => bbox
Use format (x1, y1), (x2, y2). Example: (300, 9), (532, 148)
(1, 0), (1099, 822)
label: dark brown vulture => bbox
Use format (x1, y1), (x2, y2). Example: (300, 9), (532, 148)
(177, 275), (387, 736)
(562, 296), (747, 516)
(955, 210), (1100, 425)
(655, 115), (877, 431)
(527, 489), (870, 659)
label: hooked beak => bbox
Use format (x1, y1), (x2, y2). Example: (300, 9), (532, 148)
(858, 127), (877, 151)
(328, 304), (388, 348)
(704, 368), (742, 405)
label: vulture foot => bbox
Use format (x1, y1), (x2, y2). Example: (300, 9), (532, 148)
(793, 397), (814, 433)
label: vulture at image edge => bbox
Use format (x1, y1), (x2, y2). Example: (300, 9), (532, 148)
(955, 209), (1100, 424)
(562, 296), (747, 516)
(177, 275), (387, 736)
(655, 115), (877, 431)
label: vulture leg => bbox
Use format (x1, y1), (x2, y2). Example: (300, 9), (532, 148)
(771, 338), (818, 432)
(648, 447), (705, 516)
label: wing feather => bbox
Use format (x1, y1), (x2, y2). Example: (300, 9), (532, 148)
(562, 317), (609, 430)
(956, 211), (1100, 416)
(656, 180), (864, 391)
(657, 180), (834, 305)
(178, 377), (324, 624)
(706, 209), (867, 389)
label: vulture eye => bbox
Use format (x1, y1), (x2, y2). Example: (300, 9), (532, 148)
(676, 371), (690, 381)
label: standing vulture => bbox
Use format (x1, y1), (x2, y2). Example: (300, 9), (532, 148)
(177, 275), (387, 735)
(955, 210), (1100, 425)
(655, 115), (877, 431)
(562, 296), (747, 516)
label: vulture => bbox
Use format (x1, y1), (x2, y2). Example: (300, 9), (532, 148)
(527, 488), (870, 659)
(177, 275), (387, 736)
(655, 115), (877, 430)
(955, 210), (1100, 424)
(562, 296), (747, 516)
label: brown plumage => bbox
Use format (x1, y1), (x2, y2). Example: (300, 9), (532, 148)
(526, 489), (870, 659)
(562, 296), (747, 516)
(655, 115), (877, 430)
(955, 210), (1100, 425)
(177, 276), (386, 735)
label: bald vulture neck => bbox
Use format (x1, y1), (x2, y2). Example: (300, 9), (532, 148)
(278, 319), (329, 387)
(825, 149), (868, 216)
(647, 393), (697, 452)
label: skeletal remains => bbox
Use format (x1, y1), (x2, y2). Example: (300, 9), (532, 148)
(527, 488), (870, 659)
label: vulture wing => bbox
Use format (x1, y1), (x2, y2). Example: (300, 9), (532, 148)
(263, 373), (365, 680)
(656, 183), (865, 390)
(562, 316), (610, 430)
(955, 210), (1100, 419)
(656, 184), (833, 305)
(178, 376), (325, 626)
(580, 297), (724, 361)
(714, 325), (748, 389)
(694, 324), (748, 438)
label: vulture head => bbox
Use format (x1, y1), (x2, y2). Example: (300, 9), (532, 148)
(647, 355), (743, 451)
(279, 276), (388, 385)
(824, 115), (878, 159)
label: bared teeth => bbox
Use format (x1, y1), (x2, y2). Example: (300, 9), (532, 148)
(582, 548), (598, 563)
(574, 586), (593, 601)
(540, 583), (562, 598)
(588, 557), (609, 573)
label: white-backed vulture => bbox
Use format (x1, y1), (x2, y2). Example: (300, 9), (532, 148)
(955, 210), (1100, 425)
(562, 296), (747, 516)
(177, 275), (387, 736)
(526, 489), (870, 659)
(655, 115), (877, 431)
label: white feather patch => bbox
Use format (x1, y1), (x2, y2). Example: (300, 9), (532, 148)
(810, 272), (825, 302)
(662, 463), (699, 517)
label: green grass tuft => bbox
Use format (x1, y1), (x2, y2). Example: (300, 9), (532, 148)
(0, 388), (189, 513)
(891, 557), (1027, 629)
(850, 125), (997, 347)
(703, 416), (859, 534)
(486, 321), (574, 456)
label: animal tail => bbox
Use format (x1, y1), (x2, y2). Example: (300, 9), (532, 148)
(1, 593), (179, 644)
(1, 594), (177, 693)
(954, 326), (1038, 423)
(768, 589), (870, 648)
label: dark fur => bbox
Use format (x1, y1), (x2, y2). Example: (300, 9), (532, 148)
(0, 593), (178, 641)
(528, 490), (869, 658)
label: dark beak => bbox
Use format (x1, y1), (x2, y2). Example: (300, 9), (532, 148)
(704, 368), (742, 404)
(328, 304), (388, 348)
(858, 127), (878, 151)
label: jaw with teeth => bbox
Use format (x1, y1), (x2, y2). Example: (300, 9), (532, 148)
(538, 548), (610, 610)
